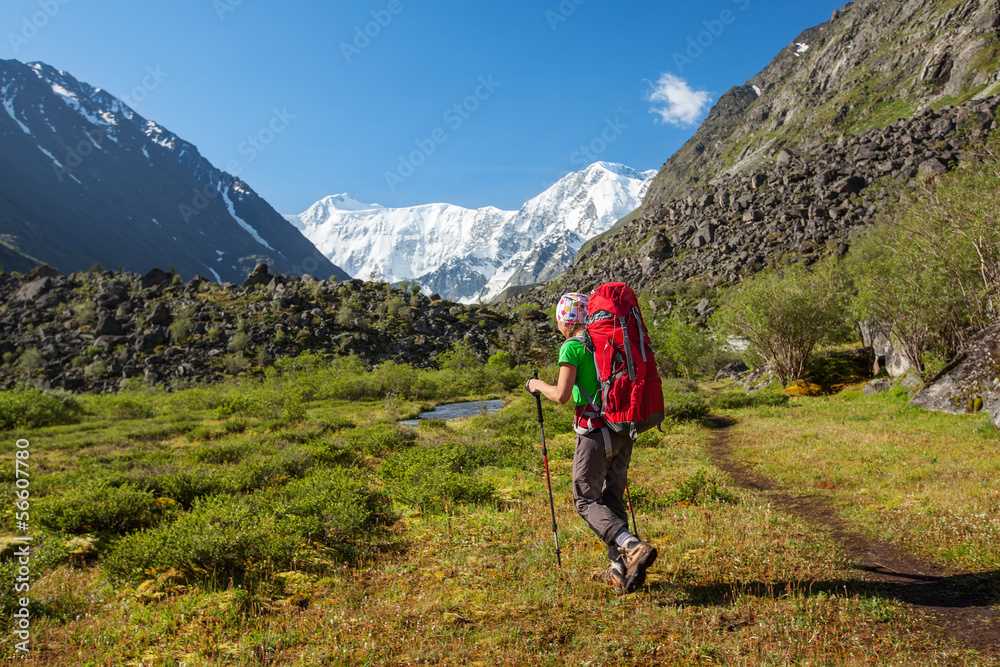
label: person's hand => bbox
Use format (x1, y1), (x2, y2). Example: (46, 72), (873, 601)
(525, 378), (541, 396)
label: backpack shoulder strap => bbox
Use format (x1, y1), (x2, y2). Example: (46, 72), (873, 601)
(565, 335), (602, 414)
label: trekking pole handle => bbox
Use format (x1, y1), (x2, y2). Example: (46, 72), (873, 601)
(530, 370), (544, 423)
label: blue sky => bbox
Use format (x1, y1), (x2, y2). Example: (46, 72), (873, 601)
(2, 0), (845, 213)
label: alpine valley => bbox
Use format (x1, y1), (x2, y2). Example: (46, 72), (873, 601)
(286, 162), (655, 303)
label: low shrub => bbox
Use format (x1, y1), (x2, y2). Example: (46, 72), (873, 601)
(104, 469), (387, 582)
(36, 481), (168, 535)
(379, 443), (496, 511)
(662, 390), (710, 423)
(710, 391), (790, 410)
(342, 423), (417, 456)
(86, 393), (157, 420)
(667, 469), (738, 505)
(217, 393), (259, 418)
(0, 389), (84, 430)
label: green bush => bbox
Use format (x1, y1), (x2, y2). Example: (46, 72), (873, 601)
(648, 312), (722, 379)
(16, 348), (44, 372)
(229, 332), (252, 352)
(710, 391), (790, 410)
(217, 393), (260, 418)
(169, 318), (193, 344)
(379, 443), (496, 511)
(437, 340), (480, 371)
(36, 481), (168, 535)
(87, 393), (157, 420)
(104, 469), (387, 582)
(0, 389), (84, 430)
(487, 351), (515, 369)
(849, 152), (1000, 373)
(342, 423), (417, 456)
(662, 390), (710, 422)
(667, 469), (738, 505)
(712, 259), (850, 387)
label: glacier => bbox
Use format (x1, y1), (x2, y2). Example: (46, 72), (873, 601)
(288, 162), (655, 303)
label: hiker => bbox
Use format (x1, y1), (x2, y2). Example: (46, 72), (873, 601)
(526, 292), (658, 593)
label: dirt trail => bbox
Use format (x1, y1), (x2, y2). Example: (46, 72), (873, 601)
(705, 418), (1000, 656)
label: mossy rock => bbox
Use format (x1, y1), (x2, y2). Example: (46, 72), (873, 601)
(782, 380), (825, 397)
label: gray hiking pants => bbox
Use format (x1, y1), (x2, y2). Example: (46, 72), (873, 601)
(572, 428), (634, 562)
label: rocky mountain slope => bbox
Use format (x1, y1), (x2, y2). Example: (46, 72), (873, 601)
(643, 0), (1000, 216)
(518, 95), (998, 303)
(288, 162), (654, 303)
(508, 0), (1000, 305)
(0, 264), (533, 394)
(0, 59), (348, 283)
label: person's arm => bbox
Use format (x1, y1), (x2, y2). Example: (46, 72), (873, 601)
(527, 362), (577, 405)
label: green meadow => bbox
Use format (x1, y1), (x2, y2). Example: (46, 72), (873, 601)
(1, 355), (999, 665)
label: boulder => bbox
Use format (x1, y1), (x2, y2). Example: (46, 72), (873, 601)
(14, 277), (52, 303)
(25, 265), (60, 280)
(887, 347), (913, 378)
(918, 158), (948, 177)
(911, 321), (1000, 429)
(94, 313), (124, 337)
(95, 283), (129, 310)
(714, 361), (750, 382)
(141, 268), (172, 289)
(864, 378), (892, 396)
(834, 176), (867, 195)
(147, 302), (173, 326)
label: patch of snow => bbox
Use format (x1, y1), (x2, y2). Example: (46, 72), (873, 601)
(2, 96), (32, 135)
(50, 82), (105, 126)
(751, 85), (762, 97)
(794, 43), (810, 57)
(207, 267), (222, 283)
(69, 173), (82, 185)
(219, 183), (277, 252)
(36, 145), (62, 167)
(141, 145), (150, 159)
(145, 121), (176, 150)
(152, 218), (160, 227)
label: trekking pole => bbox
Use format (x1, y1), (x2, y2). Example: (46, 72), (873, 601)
(528, 370), (562, 568)
(624, 483), (640, 540)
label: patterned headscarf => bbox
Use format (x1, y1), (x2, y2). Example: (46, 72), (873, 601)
(556, 292), (589, 324)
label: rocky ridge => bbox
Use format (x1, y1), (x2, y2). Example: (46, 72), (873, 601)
(642, 0), (1000, 215)
(0, 264), (526, 394)
(509, 95), (998, 302)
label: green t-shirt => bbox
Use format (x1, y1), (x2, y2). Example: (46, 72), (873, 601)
(558, 338), (601, 409)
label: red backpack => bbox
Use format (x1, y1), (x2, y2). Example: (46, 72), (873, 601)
(578, 282), (664, 439)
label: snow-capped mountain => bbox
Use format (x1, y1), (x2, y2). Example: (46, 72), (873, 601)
(0, 59), (348, 282)
(288, 162), (656, 302)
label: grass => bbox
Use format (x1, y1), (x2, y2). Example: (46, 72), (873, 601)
(0, 360), (998, 664)
(723, 386), (1000, 572)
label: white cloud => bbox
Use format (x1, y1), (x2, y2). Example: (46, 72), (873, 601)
(646, 73), (712, 127)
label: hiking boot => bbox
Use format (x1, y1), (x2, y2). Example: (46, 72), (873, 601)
(592, 561), (627, 593)
(620, 539), (657, 593)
